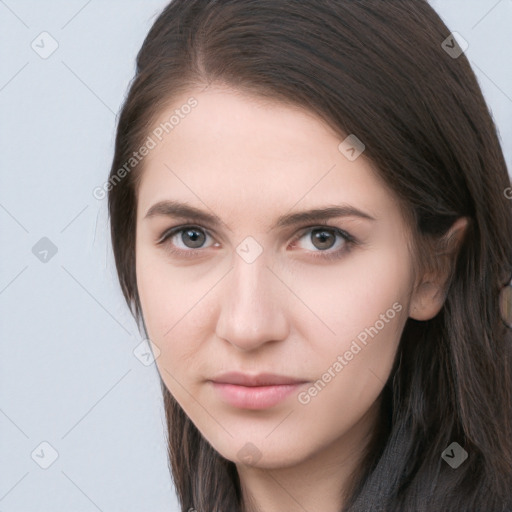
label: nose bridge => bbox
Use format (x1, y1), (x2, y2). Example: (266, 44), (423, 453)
(215, 247), (289, 351)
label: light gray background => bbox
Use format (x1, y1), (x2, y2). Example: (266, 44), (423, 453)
(1, 1), (511, 511)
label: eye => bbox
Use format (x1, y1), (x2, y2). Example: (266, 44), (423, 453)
(157, 225), (215, 256)
(157, 224), (356, 261)
(289, 225), (355, 261)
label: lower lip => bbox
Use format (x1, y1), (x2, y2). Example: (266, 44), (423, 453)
(210, 381), (306, 410)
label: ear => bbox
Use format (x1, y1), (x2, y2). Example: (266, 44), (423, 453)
(409, 217), (469, 321)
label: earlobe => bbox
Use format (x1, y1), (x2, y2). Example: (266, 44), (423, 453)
(408, 217), (469, 321)
(408, 281), (446, 320)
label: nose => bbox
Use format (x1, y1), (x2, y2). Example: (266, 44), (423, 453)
(215, 252), (290, 352)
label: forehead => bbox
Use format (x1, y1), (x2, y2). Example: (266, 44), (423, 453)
(136, 86), (396, 224)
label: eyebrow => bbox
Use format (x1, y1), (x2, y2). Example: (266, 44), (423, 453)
(144, 200), (376, 230)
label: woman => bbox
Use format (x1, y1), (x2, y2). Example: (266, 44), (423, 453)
(107, 1), (512, 510)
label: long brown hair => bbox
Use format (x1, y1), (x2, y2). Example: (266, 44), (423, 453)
(107, 1), (512, 510)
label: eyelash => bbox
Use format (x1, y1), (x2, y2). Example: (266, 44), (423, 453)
(156, 223), (357, 262)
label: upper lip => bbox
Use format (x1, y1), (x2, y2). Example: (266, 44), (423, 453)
(209, 371), (308, 387)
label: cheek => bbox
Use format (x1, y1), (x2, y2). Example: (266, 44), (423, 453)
(136, 247), (181, 350)
(287, 245), (410, 414)
(135, 248), (223, 367)
(136, 260), (205, 406)
(293, 301), (405, 446)
(136, 244), (189, 330)
(287, 242), (412, 348)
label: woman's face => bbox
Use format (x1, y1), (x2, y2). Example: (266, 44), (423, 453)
(135, 85), (417, 469)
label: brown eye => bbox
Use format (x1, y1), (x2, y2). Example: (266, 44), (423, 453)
(310, 228), (337, 250)
(294, 227), (347, 252)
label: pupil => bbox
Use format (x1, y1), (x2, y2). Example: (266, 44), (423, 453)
(184, 228), (204, 248)
(313, 229), (334, 250)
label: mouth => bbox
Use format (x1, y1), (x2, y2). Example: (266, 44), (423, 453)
(208, 372), (309, 410)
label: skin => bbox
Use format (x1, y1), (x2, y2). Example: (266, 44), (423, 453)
(135, 85), (467, 512)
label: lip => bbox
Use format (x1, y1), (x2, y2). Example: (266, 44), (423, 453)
(210, 371), (307, 387)
(208, 372), (309, 410)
